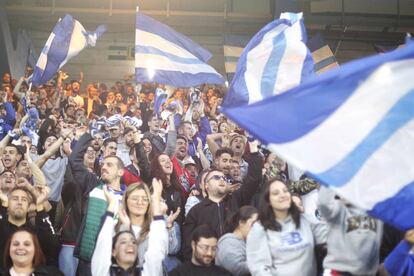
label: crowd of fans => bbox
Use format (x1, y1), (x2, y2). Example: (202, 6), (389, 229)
(0, 69), (412, 276)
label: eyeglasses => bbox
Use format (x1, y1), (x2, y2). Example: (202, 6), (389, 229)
(129, 196), (149, 203)
(197, 244), (217, 252)
(207, 175), (228, 183)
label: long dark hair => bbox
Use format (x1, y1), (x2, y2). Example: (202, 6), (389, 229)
(258, 176), (301, 231)
(3, 227), (46, 271)
(111, 230), (138, 268)
(149, 153), (181, 192)
(225, 206), (258, 233)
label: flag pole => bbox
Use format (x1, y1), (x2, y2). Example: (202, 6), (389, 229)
(135, 6), (141, 102)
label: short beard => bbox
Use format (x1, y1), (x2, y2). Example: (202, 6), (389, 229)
(11, 211), (26, 221)
(193, 250), (212, 267)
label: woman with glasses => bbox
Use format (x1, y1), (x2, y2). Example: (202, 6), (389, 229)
(246, 176), (327, 276)
(91, 179), (168, 276)
(117, 182), (181, 272)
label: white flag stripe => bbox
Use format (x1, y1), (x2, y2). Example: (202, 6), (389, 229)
(272, 59), (414, 173)
(335, 118), (414, 210)
(273, 19), (308, 95)
(245, 23), (290, 104)
(37, 33), (55, 71)
(135, 53), (221, 75)
(60, 20), (87, 69)
(136, 29), (199, 60)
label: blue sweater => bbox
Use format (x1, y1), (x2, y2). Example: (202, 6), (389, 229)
(0, 102), (16, 140)
(384, 240), (414, 276)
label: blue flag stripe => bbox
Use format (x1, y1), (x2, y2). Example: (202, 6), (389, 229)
(32, 14), (105, 86)
(136, 13), (211, 62)
(369, 180), (414, 230)
(261, 33), (287, 99)
(42, 17), (73, 80)
(223, 12), (314, 107)
(135, 45), (204, 65)
(317, 88), (414, 186)
(225, 47), (414, 143)
(135, 12), (224, 87)
(222, 39), (414, 230)
(135, 68), (224, 87)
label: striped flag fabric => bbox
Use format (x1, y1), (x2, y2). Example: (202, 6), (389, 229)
(222, 41), (414, 230)
(307, 33), (339, 74)
(31, 14), (106, 86)
(222, 12), (314, 108)
(135, 11), (224, 87)
(223, 35), (249, 82)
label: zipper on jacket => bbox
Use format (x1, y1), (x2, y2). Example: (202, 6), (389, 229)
(217, 202), (223, 236)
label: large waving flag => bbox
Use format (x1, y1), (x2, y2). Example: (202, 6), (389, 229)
(307, 33), (339, 74)
(223, 41), (414, 230)
(223, 35), (249, 82)
(222, 12), (314, 108)
(135, 11), (224, 87)
(31, 14), (106, 86)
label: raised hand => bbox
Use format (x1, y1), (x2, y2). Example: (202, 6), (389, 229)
(221, 134), (231, 147)
(118, 203), (131, 228)
(190, 189), (200, 197)
(60, 123), (74, 139)
(1, 90), (7, 103)
(166, 207), (181, 228)
(12, 128), (23, 137)
(34, 185), (50, 205)
(103, 185), (117, 212)
(198, 100), (205, 117)
(196, 137), (203, 153)
(227, 183), (241, 194)
(0, 189), (8, 205)
(151, 178), (164, 216)
(16, 177), (30, 188)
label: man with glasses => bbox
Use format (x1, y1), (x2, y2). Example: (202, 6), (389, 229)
(182, 141), (263, 260)
(170, 224), (232, 276)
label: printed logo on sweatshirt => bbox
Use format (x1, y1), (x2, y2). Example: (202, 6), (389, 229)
(281, 231), (303, 245)
(346, 215), (377, 233)
(276, 231), (311, 253)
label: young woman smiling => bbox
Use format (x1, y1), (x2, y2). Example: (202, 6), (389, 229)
(2, 228), (63, 276)
(246, 176), (327, 276)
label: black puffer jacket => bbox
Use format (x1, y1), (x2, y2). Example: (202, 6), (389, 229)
(59, 133), (100, 244)
(182, 152), (263, 260)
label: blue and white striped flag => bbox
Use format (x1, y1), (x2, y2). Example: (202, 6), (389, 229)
(135, 12), (224, 87)
(31, 14), (105, 86)
(223, 41), (414, 230)
(222, 12), (314, 108)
